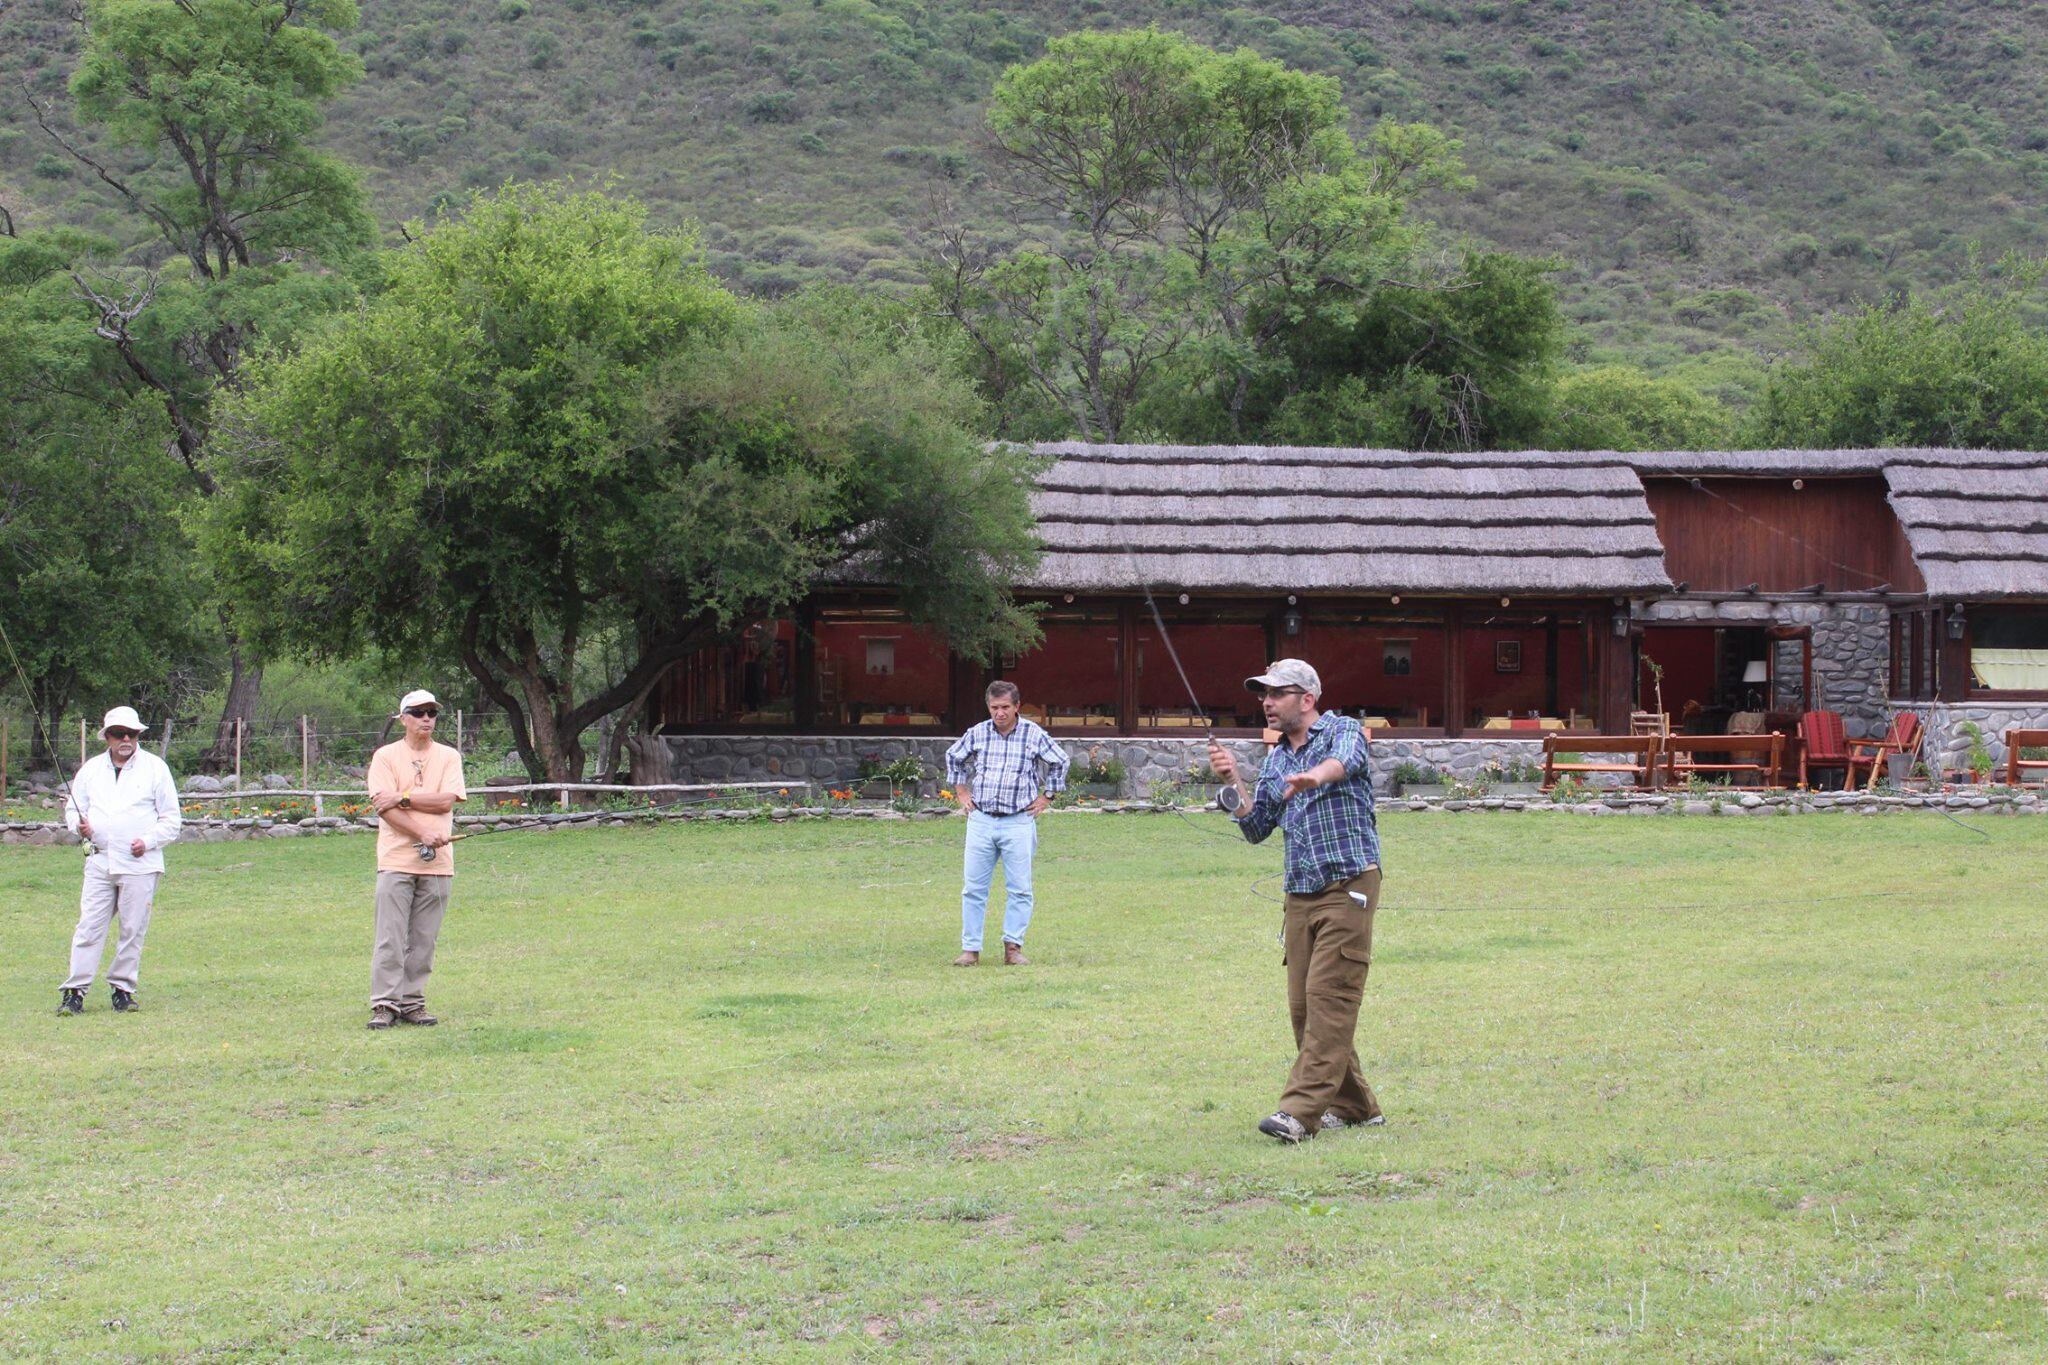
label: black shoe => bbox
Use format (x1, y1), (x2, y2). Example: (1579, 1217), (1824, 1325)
(57, 988), (84, 1017)
(111, 988), (137, 1013)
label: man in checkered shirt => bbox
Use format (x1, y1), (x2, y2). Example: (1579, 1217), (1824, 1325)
(944, 680), (1070, 967)
(1209, 658), (1386, 1144)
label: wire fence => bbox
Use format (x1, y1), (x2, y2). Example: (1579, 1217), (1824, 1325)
(0, 708), (548, 793)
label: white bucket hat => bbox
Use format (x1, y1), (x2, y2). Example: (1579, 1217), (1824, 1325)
(99, 705), (148, 734)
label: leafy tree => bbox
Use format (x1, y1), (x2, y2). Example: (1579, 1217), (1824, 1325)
(1748, 268), (2048, 448)
(25, 0), (374, 766)
(1544, 365), (1736, 451)
(206, 187), (1042, 782)
(0, 230), (213, 771)
(928, 28), (1468, 441)
(1247, 251), (1564, 450)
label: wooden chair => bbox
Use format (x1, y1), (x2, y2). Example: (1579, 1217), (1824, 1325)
(1629, 710), (1670, 737)
(1663, 733), (1785, 789)
(1798, 710), (1851, 791)
(2007, 728), (2048, 787)
(1542, 734), (1661, 791)
(1847, 712), (1922, 791)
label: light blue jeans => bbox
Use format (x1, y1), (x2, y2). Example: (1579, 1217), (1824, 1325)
(960, 810), (1038, 951)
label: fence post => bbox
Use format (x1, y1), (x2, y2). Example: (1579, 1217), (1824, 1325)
(79, 717), (88, 767)
(2, 715), (8, 797)
(455, 709), (464, 755)
(300, 715), (310, 791)
(233, 719), (243, 795)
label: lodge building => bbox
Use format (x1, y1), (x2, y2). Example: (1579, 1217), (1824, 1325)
(654, 444), (2048, 790)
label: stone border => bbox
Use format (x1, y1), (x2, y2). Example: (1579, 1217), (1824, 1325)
(4, 787), (2045, 845)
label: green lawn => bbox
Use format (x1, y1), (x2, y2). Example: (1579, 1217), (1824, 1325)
(3, 813), (2044, 1360)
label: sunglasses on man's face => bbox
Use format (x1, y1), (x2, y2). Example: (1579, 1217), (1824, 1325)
(105, 728), (140, 741)
(405, 707), (440, 719)
(1258, 687), (1304, 701)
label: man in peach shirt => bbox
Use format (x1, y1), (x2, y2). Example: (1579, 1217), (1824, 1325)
(365, 689), (467, 1029)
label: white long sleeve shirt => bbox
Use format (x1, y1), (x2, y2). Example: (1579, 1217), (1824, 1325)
(63, 748), (183, 874)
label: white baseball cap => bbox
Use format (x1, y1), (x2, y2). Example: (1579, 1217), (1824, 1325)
(99, 705), (148, 735)
(396, 689), (439, 715)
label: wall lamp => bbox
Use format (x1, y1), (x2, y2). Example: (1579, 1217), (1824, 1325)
(1282, 607), (1303, 637)
(1947, 603), (1967, 641)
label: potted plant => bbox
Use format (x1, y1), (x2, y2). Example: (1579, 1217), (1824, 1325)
(1478, 756), (1544, 797)
(1960, 721), (1995, 785)
(863, 754), (926, 800)
(1071, 749), (1125, 799)
(1392, 760), (1449, 799)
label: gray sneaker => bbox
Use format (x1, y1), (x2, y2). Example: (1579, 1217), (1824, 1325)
(1257, 1111), (1311, 1144)
(1319, 1111), (1387, 1131)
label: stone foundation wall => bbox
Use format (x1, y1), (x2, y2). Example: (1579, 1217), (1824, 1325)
(663, 733), (1565, 798)
(1923, 702), (2048, 778)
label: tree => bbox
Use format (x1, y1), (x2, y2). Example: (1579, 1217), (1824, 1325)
(1544, 365), (1735, 452)
(1748, 268), (2048, 448)
(928, 28), (1469, 441)
(206, 187), (1043, 782)
(0, 230), (213, 770)
(25, 0), (374, 767)
(1248, 251), (1564, 450)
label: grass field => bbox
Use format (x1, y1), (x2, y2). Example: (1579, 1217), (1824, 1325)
(3, 813), (2045, 1360)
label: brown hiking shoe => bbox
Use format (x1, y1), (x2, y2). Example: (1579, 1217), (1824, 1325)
(1003, 942), (1029, 966)
(952, 950), (980, 967)
(366, 1007), (398, 1030)
(398, 1007), (438, 1027)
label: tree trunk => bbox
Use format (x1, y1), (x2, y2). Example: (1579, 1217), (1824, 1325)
(199, 642), (262, 773)
(624, 734), (674, 787)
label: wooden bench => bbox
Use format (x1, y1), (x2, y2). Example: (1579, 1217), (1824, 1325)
(2007, 728), (2048, 787)
(1662, 733), (1785, 789)
(1542, 734), (1661, 791)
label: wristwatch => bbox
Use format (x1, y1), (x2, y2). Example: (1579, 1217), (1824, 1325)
(399, 794), (412, 809)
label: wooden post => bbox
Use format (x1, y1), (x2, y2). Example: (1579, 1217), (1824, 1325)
(233, 719), (243, 795)
(455, 708), (464, 755)
(79, 716), (88, 767)
(300, 714), (310, 791)
(2, 715), (8, 797)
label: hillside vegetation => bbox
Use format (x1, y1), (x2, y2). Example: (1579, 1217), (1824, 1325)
(5, 0), (2045, 372)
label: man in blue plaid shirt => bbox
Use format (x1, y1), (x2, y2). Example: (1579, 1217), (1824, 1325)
(945, 681), (1070, 967)
(1209, 658), (1386, 1144)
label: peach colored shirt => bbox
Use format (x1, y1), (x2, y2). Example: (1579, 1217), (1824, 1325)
(368, 740), (468, 876)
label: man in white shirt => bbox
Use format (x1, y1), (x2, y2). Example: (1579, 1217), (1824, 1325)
(58, 706), (183, 1016)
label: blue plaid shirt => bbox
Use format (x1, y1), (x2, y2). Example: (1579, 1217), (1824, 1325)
(945, 718), (1070, 814)
(1236, 713), (1381, 894)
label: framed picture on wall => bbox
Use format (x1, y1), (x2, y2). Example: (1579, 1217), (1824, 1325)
(1382, 640), (1413, 676)
(1495, 640), (1521, 674)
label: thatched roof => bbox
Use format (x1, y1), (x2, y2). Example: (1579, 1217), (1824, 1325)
(1026, 443), (1671, 595)
(1880, 452), (2048, 598)
(1015, 443), (2048, 600)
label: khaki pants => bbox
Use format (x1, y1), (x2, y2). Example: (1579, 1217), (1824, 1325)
(64, 858), (159, 993)
(1279, 867), (1382, 1132)
(371, 872), (452, 1013)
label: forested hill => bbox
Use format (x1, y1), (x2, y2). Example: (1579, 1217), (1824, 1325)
(5, 0), (2045, 366)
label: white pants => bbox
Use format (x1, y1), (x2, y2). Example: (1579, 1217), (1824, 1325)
(65, 856), (160, 993)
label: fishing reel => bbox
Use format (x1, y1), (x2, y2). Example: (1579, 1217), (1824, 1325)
(416, 842), (439, 863)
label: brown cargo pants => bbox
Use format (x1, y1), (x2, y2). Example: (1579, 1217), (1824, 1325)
(1279, 867), (1382, 1133)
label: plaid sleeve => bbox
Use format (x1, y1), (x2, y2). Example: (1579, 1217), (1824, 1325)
(1328, 718), (1370, 779)
(1236, 760), (1280, 845)
(945, 729), (976, 788)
